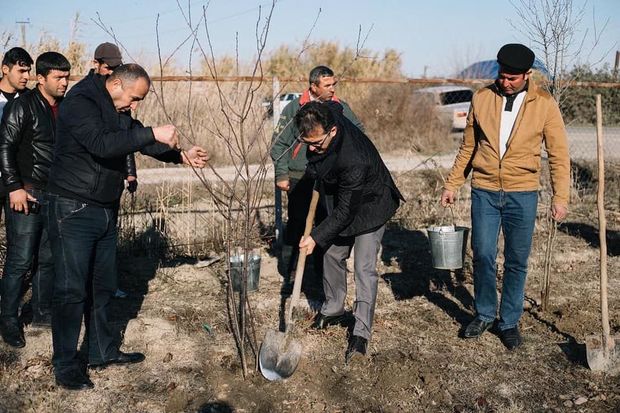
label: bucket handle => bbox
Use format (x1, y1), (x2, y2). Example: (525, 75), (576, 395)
(439, 204), (456, 227)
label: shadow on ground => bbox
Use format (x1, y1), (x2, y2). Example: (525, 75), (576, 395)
(560, 222), (620, 257)
(86, 219), (170, 355)
(380, 222), (474, 328)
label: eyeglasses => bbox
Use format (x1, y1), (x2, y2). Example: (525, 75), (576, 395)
(296, 131), (330, 149)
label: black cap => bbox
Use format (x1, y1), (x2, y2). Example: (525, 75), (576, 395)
(497, 43), (535, 74)
(94, 42), (122, 67)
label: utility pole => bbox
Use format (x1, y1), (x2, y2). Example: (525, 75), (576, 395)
(613, 51), (619, 81)
(15, 19), (30, 48)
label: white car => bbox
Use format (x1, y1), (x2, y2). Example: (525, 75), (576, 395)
(413, 86), (473, 130)
(262, 93), (302, 117)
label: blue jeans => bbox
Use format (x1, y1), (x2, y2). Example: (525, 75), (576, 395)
(0, 189), (54, 321)
(471, 188), (538, 330)
(47, 194), (119, 376)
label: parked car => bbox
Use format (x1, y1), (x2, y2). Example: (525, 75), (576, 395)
(413, 86), (473, 130)
(262, 92), (302, 118)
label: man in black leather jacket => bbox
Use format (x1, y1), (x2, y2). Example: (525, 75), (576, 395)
(0, 52), (71, 347)
(295, 101), (404, 364)
(46, 63), (208, 390)
(0, 47), (33, 222)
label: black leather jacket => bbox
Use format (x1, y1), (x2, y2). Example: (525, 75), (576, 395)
(47, 71), (181, 208)
(0, 86), (57, 191)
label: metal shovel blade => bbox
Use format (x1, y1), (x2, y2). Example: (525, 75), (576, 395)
(259, 329), (303, 381)
(585, 334), (620, 373)
(259, 190), (319, 381)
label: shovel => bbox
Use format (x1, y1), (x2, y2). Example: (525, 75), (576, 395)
(259, 189), (319, 381)
(586, 94), (620, 372)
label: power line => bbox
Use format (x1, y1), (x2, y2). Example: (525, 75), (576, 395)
(15, 19), (30, 48)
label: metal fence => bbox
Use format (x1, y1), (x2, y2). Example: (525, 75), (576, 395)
(116, 77), (620, 255)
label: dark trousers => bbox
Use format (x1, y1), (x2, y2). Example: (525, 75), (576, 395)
(284, 176), (325, 288)
(1, 189), (54, 321)
(47, 194), (119, 376)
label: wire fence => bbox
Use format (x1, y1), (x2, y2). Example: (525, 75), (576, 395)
(115, 77), (620, 257)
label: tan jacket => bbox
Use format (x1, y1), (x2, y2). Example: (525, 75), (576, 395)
(445, 80), (570, 206)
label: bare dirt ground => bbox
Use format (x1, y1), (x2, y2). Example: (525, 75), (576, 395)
(1, 165), (619, 413)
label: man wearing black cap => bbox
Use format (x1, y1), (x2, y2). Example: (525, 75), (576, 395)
(93, 42), (137, 196)
(440, 43), (570, 350)
(92, 42), (137, 299)
(93, 42), (123, 73)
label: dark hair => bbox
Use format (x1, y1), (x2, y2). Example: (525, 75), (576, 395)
(2, 47), (33, 68)
(294, 101), (335, 137)
(35, 52), (71, 77)
(108, 63), (151, 87)
(309, 65), (334, 86)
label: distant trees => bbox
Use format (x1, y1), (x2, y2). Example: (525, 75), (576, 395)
(561, 65), (620, 125)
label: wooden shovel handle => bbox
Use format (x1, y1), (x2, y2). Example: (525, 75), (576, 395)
(595, 94), (611, 349)
(286, 189), (320, 327)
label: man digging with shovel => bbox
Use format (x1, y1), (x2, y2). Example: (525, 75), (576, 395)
(295, 101), (404, 363)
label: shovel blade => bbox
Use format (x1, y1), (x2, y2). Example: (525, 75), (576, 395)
(259, 329), (303, 381)
(586, 334), (620, 373)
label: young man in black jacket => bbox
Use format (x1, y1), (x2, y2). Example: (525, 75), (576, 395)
(0, 47), (34, 222)
(296, 101), (404, 363)
(0, 52), (70, 347)
(46, 63), (208, 390)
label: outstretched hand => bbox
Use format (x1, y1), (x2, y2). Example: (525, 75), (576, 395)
(152, 125), (178, 149)
(182, 146), (209, 168)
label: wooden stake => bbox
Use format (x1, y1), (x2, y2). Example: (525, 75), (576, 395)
(595, 94), (611, 352)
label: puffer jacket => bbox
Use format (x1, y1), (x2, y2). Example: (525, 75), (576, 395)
(444, 79), (570, 206)
(0, 86), (57, 191)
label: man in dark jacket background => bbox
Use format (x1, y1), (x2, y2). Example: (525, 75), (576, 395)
(46, 63), (208, 390)
(91, 41), (136, 300)
(296, 101), (403, 363)
(0, 52), (70, 347)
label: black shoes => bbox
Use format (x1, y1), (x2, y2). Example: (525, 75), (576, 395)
(463, 318), (494, 339)
(311, 313), (346, 330)
(89, 351), (146, 369)
(500, 327), (523, 350)
(345, 335), (367, 364)
(55, 370), (94, 391)
(0, 319), (25, 348)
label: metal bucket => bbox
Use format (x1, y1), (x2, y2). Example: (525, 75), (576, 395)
(427, 225), (468, 270)
(230, 252), (261, 292)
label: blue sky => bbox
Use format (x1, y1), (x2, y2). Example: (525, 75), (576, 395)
(1, 0), (618, 77)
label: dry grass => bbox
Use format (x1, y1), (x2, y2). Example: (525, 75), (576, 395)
(0, 166), (619, 412)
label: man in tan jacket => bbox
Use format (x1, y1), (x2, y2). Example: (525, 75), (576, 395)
(441, 43), (570, 350)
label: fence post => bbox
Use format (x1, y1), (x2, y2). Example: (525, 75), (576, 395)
(272, 77), (283, 249)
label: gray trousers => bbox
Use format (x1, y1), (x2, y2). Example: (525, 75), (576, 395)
(321, 225), (385, 340)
